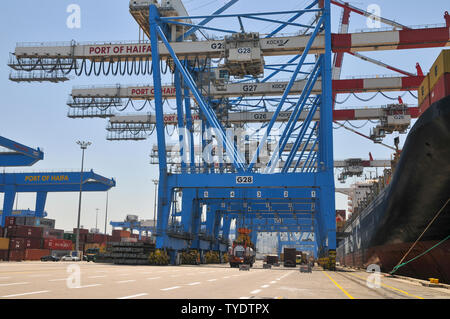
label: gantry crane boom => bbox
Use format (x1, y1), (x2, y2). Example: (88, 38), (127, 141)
(69, 75), (424, 101)
(106, 106), (419, 125)
(10, 20), (450, 62)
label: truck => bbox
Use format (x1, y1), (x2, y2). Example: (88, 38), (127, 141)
(84, 248), (100, 262)
(229, 228), (256, 268)
(283, 247), (297, 267)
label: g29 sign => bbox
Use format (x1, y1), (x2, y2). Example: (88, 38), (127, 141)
(236, 176), (253, 184)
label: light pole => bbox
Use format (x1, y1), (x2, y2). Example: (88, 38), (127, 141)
(152, 179), (158, 230)
(104, 191), (109, 235)
(76, 141), (91, 255)
(95, 208), (99, 232)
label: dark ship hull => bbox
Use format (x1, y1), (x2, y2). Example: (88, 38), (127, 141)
(337, 95), (450, 283)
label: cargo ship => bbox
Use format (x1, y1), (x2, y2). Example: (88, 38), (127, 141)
(336, 94), (450, 283)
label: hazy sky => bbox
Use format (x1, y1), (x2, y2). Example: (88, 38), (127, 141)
(0, 0), (448, 232)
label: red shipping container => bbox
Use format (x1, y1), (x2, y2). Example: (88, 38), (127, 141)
(430, 73), (450, 104)
(5, 216), (16, 226)
(25, 249), (50, 261)
(85, 233), (94, 243)
(0, 227), (3, 237)
(6, 225), (43, 239)
(9, 238), (25, 250)
(419, 94), (431, 115)
(8, 250), (25, 261)
(43, 239), (72, 250)
(93, 234), (106, 243)
(24, 238), (43, 249)
(73, 228), (89, 235)
(112, 230), (131, 238)
(0, 250), (8, 261)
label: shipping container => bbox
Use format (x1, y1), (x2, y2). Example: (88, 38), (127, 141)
(43, 239), (72, 250)
(112, 230), (130, 238)
(418, 73), (430, 106)
(63, 233), (76, 241)
(93, 234), (106, 243)
(24, 238), (43, 249)
(43, 229), (64, 239)
(8, 250), (25, 261)
(9, 238), (25, 250)
(0, 250), (8, 261)
(25, 249), (51, 261)
(121, 237), (138, 243)
(15, 217), (26, 225)
(26, 217), (56, 229)
(430, 73), (450, 104)
(0, 226), (3, 237)
(73, 228), (89, 235)
(0, 238), (9, 250)
(5, 225), (43, 239)
(429, 50), (450, 90)
(419, 95), (431, 115)
(5, 216), (15, 226)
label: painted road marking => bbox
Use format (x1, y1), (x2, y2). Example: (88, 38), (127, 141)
(88, 275), (107, 279)
(161, 286), (181, 291)
(2, 290), (50, 298)
(147, 277), (161, 280)
(250, 289), (262, 294)
(187, 282), (201, 286)
(276, 271), (293, 281)
(29, 274), (51, 278)
(0, 282), (29, 287)
(270, 281), (276, 284)
(207, 279), (217, 282)
(116, 280), (136, 284)
(117, 293), (148, 299)
(261, 285), (270, 288)
(239, 297), (250, 299)
(73, 284), (102, 289)
(322, 271), (355, 299)
(48, 278), (67, 282)
(348, 272), (424, 299)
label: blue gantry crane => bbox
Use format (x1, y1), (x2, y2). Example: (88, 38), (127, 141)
(0, 135), (116, 227)
(0, 136), (44, 167)
(0, 170), (116, 227)
(144, 0), (335, 265)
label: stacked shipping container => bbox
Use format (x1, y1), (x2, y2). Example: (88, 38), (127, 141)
(419, 50), (450, 114)
(0, 217), (71, 261)
(1, 221), (153, 261)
